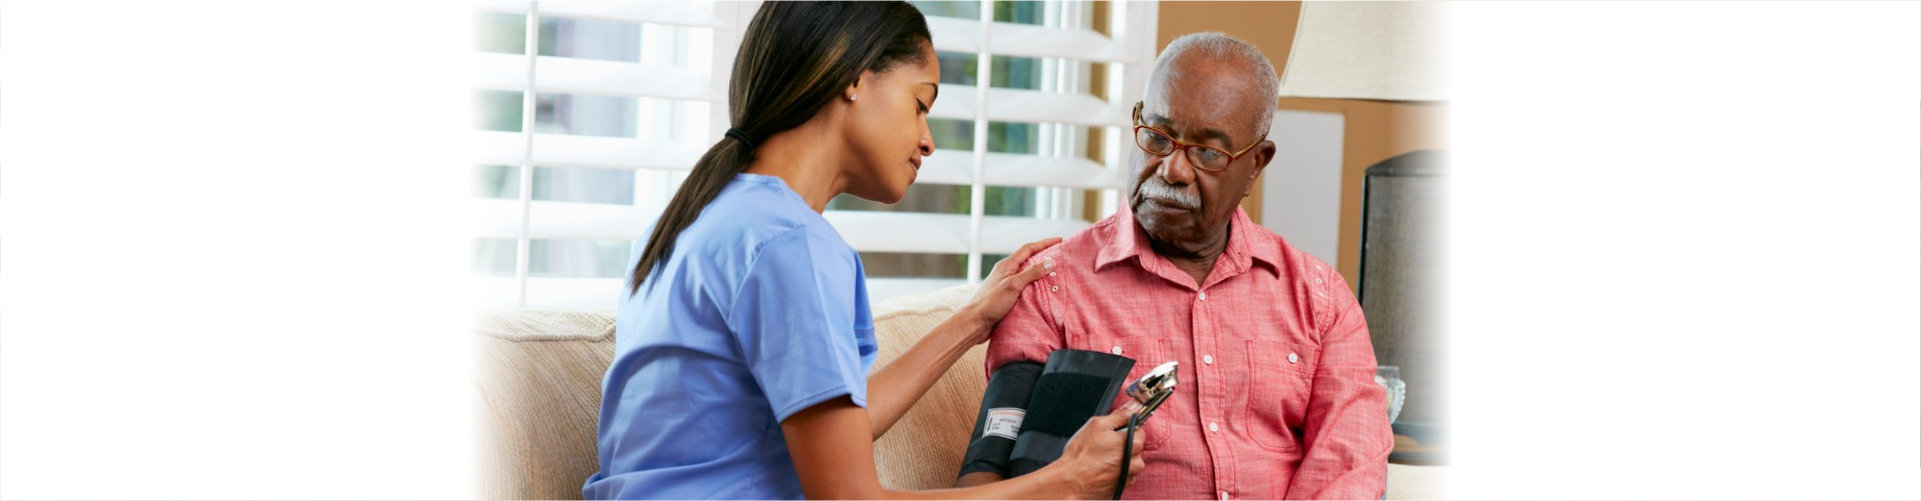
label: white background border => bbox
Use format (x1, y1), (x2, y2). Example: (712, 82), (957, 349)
(2, 1), (1915, 499)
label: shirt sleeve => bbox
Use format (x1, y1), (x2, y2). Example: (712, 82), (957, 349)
(983, 253), (1065, 379)
(727, 226), (872, 423)
(1286, 270), (1393, 500)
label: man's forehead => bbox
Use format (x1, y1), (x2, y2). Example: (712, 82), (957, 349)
(1140, 93), (1261, 146)
(1143, 63), (1264, 139)
(1161, 55), (1267, 95)
(1142, 105), (1232, 145)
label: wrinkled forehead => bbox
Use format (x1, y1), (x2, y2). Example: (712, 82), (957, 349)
(1142, 58), (1268, 144)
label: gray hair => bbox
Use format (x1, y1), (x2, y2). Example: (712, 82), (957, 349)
(1148, 31), (1281, 138)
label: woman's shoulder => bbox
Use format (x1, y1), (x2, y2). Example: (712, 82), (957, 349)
(682, 176), (850, 263)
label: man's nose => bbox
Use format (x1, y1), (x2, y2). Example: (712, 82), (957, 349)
(1158, 148), (1199, 185)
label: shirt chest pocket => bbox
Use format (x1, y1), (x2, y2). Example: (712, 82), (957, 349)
(1243, 339), (1318, 452)
(1094, 336), (1170, 450)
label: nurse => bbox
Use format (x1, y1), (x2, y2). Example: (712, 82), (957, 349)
(582, 2), (1143, 499)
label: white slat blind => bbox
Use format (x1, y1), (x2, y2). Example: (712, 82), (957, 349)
(473, 1), (1158, 309)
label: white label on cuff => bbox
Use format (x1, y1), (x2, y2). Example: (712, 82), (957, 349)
(983, 407), (1026, 440)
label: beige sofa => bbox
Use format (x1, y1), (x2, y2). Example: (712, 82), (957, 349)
(475, 284), (1446, 499)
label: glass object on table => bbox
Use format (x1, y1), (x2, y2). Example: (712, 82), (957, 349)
(1375, 365), (1406, 424)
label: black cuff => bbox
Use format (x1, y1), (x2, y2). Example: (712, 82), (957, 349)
(957, 361), (1044, 478)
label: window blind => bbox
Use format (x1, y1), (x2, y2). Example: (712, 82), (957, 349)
(471, 1), (1159, 309)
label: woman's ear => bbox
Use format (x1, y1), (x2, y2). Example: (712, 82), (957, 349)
(845, 70), (874, 102)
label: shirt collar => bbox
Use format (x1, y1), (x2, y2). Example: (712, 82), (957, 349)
(1096, 204), (1281, 276)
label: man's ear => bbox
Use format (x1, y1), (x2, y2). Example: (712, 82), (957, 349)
(1243, 139), (1276, 197)
(1251, 139), (1277, 170)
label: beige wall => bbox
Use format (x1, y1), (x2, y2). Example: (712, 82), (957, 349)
(1155, 1), (1445, 290)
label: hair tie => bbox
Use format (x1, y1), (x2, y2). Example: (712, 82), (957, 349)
(725, 128), (758, 150)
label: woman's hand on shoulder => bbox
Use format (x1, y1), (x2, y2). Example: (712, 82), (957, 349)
(958, 237), (1060, 345)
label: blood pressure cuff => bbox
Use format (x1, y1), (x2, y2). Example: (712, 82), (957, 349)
(956, 349), (1135, 479)
(956, 361), (1043, 478)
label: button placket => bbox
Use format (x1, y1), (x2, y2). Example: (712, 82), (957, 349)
(1194, 295), (1236, 495)
(1192, 290), (1223, 469)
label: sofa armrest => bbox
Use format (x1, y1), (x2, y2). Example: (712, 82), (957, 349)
(474, 309), (616, 501)
(866, 284), (986, 490)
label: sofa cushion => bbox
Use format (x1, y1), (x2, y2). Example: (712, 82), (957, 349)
(865, 284), (983, 490)
(471, 286), (1447, 499)
(1387, 463), (1449, 500)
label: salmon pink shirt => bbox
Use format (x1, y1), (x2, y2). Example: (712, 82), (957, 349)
(986, 206), (1391, 500)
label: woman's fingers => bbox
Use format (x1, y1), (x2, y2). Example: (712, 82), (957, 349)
(1006, 257), (1055, 290)
(983, 237), (1060, 283)
(1131, 426), (1146, 454)
(1091, 403), (1135, 431)
(1001, 237), (1062, 274)
(1054, 404), (1149, 499)
(1121, 406), (1146, 487)
(1128, 452), (1145, 486)
(962, 237), (1065, 339)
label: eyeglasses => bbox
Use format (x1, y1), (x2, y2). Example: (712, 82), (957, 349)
(1131, 101), (1260, 173)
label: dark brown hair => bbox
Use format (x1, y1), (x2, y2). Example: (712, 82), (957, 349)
(629, 1), (931, 294)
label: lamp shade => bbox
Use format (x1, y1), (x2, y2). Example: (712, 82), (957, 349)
(1278, 2), (1445, 101)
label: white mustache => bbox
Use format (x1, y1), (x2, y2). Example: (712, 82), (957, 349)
(1135, 179), (1201, 208)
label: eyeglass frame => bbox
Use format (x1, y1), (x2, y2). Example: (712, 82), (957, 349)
(1130, 101), (1262, 173)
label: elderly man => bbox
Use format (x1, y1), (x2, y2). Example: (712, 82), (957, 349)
(958, 32), (1391, 499)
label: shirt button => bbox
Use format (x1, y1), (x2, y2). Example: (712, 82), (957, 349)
(1314, 277), (1323, 284)
(1208, 422), (1220, 432)
(1288, 352), (1300, 364)
(1203, 354), (1214, 364)
(1050, 285), (1059, 292)
(1048, 271), (1056, 276)
(1112, 346), (1123, 355)
(1198, 291), (1207, 301)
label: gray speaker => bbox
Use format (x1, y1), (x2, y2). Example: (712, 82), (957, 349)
(1359, 150), (1446, 464)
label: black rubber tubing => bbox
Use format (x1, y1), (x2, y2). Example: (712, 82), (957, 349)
(1112, 412), (1143, 500)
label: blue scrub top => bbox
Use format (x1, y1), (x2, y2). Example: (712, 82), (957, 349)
(583, 173), (877, 500)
